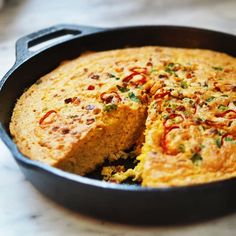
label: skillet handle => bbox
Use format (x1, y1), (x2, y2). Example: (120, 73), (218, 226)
(15, 24), (104, 63)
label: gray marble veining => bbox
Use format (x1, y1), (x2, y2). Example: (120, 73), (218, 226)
(0, 0), (236, 235)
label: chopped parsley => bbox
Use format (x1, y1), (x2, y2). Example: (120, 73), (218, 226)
(178, 144), (185, 153)
(128, 92), (141, 103)
(212, 66), (223, 71)
(165, 67), (172, 74)
(162, 114), (169, 119)
(180, 80), (188, 89)
(108, 73), (116, 78)
(218, 104), (228, 111)
(136, 85), (143, 90)
(150, 68), (158, 73)
(206, 96), (215, 102)
(183, 97), (194, 104)
(103, 104), (117, 112)
(169, 103), (177, 109)
(215, 138), (222, 148)
(194, 117), (204, 124)
(191, 153), (203, 165)
(116, 85), (129, 93)
(165, 63), (178, 76)
(225, 137), (234, 142)
(200, 144), (206, 149)
(108, 73), (120, 80)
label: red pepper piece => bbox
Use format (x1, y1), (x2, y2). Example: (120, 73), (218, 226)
(160, 113), (184, 154)
(216, 110), (236, 119)
(193, 97), (200, 114)
(100, 91), (121, 104)
(130, 76), (147, 86)
(130, 67), (148, 74)
(123, 73), (137, 84)
(87, 85), (95, 90)
(39, 110), (57, 125)
(122, 67), (147, 86)
(204, 120), (226, 129)
(164, 113), (185, 128)
(160, 125), (180, 155)
(213, 82), (221, 92)
(154, 90), (170, 99)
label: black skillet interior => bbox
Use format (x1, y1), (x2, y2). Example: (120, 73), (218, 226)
(0, 24), (236, 225)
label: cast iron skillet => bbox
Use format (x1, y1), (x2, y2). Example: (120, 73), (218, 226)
(0, 24), (236, 225)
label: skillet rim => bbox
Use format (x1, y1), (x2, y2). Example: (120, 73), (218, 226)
(0, 24), (236, 193)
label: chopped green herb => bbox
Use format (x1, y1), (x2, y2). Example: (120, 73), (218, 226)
(116, 85), (129, 93)
(225, 137), (234, 142)
(128, 92), (141, 103)
(180, 80), (188, 89)
(206, 96), (215, 102)
(215, 138), (222, 148)
(150, 68), (158, 73)
(108, 73), (120, 80)
(212, 66), (223, 71)
(168, 63), (174, 67)
(200, 144), (206, 149)
(162, 114), (169, 119)
(178, 144), (185, 153)
(183, 97), (194, 104)
(165, 67), (177, 76)
(195, 117), (203, 123)
(150, 102), (156, 108)
(108, 73), (116, 78)
(183, 111), (190, 116)
(221, 94), (228, 97)
(191, 153), (203, 165)
(165, 63), (178, 76)
(194, 116), (206, 123)
(136, 85), (143, 90)
(165, 67), (172, 73)
(103, 104), (117, 112)
(218, 104), (228, 111)
(170, 103), (177, 109)
(183, 98), (190, 102)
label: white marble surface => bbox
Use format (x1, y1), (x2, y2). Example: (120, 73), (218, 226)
(0, 0), (236, 235)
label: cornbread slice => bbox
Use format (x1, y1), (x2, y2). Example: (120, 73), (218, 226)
(10, 48), (148, 175)
(10, 46), (236, 186)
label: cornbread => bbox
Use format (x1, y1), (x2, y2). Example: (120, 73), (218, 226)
(10, 46), (236, 187)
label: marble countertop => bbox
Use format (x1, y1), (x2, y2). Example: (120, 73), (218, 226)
(0, 0), (236, 235)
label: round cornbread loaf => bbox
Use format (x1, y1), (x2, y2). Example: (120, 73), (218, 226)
(10, 46), (236, 186)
